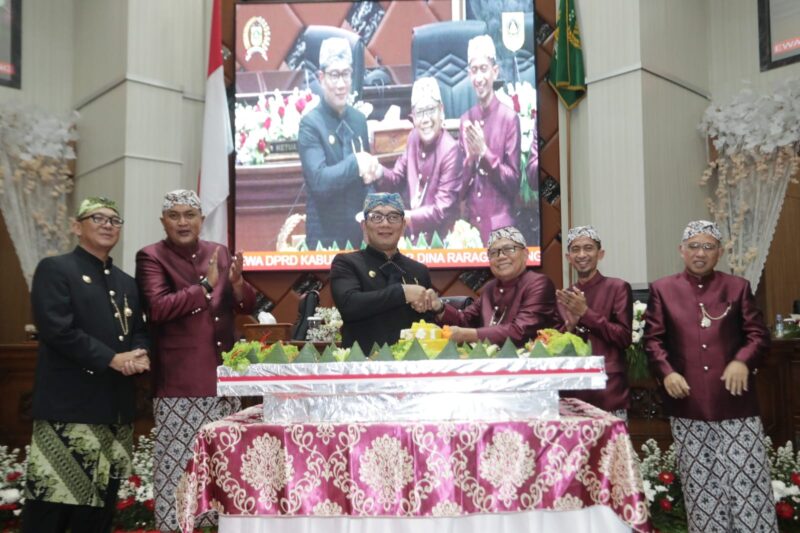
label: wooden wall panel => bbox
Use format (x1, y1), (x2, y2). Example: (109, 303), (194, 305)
(0, 213), (32, 344)
(761, 180), (800, 322)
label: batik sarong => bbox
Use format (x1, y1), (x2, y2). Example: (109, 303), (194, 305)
(153, 396), (240, 531)
(670, 416), (778, 533)
(24, 420), (132, 507)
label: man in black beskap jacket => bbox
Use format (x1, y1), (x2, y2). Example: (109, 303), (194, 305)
(22, 197), (150, 533)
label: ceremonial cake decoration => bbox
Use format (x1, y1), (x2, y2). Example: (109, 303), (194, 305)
(398, 320), (451, 355)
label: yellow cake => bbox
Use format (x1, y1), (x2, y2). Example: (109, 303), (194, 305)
(399, 320), (443, 341)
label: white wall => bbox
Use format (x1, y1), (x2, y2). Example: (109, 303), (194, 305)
(0, 0), (75, 112)
(566, 0), (710, 287)
(72, 0), (209, 273)
(708, 0), (800, 102)
(564, 0), (799, 288)
(2, 0), (209, 275)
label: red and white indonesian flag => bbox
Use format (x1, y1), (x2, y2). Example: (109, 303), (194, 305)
(199, 0), (233, 245)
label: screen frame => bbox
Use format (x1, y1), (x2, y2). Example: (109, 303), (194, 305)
(758, 0), (800, 71)
(0, 0), (22, 89)
(233, 0), (542, 272)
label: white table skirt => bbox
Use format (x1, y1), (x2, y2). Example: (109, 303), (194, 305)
(219, 505), (633, 533)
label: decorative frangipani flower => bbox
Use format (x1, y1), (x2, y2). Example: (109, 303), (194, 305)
(0, 102), (76, 289)
(699, 77), (800, 155)
(699, 78), (800, 290)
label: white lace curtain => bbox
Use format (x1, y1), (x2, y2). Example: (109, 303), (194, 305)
(0, 102), (77, 290)
(699, 78), (800, 291)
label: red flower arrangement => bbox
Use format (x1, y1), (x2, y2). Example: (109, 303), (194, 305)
(235, 88), (320, 166)
(776, 501), (795, 520)
(658, 471), (675, 485)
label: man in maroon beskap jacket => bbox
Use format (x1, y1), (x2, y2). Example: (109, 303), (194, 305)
(459, 34), (521, 244)
(644, 220), (777, 533)
(557, 225), (632, 420)
(135, 189), (256, 532)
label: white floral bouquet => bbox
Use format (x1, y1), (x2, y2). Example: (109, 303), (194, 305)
(0, 445), (26, 529)
(626, 300), (650, 381)
(497, 81), (538, 204)
(640, 436), (800, 532)
(698, 77), (800, 155)
(235, 88), (320, 166)
(306, 306), (343, 343)
(114, 430), (156, 530)
(766, 436), (800, 529)
(639, 439), (686, 532)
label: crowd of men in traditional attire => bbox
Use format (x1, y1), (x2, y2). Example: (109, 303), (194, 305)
(19, 31), (779, 533)
(298, 34), (525, 250)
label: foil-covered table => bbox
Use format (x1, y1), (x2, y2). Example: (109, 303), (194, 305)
(217, 356), (607, 423)
(176, 399), (652, 533)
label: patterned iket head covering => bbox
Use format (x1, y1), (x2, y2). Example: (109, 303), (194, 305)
(488, 226), (526, 249)
(411, 77), (443, 109)
(566, 225), (601, 248)
(682, 220), (721, 242)
(76, 197), (120, 218)
(162, 189), (202, 212)
(319, 37), (352, 70)
(363, 192), (405, 215)
(468, 34), (496, 63)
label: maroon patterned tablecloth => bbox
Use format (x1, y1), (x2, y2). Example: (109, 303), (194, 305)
(176, 398), (652, 532)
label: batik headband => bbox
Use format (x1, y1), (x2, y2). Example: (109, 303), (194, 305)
(162, 189), (202, 212)
(363, 192), (405, 215)
(488, 226), (526, 248)
(682, 220), (721, 242)
(566, 225), (601, 247)
(76, 197), (119, 218)
(319, 37), (352, 70)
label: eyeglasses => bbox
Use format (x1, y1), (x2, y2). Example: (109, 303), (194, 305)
(413, 106), (440, 120)
(165, 210), (201, 222)
(324, 68), (352, 83)
(685, 242), (719, 251)
(488, 245), (522, 259)
(366, 211), (404, 224)
(80, 214), (124, 227)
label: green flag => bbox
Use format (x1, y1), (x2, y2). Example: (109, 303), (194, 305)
(548, 0), (586, 109)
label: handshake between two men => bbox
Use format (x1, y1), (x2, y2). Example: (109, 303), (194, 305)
(355, 151), (383, 185)
(401, 285), (480, 344)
